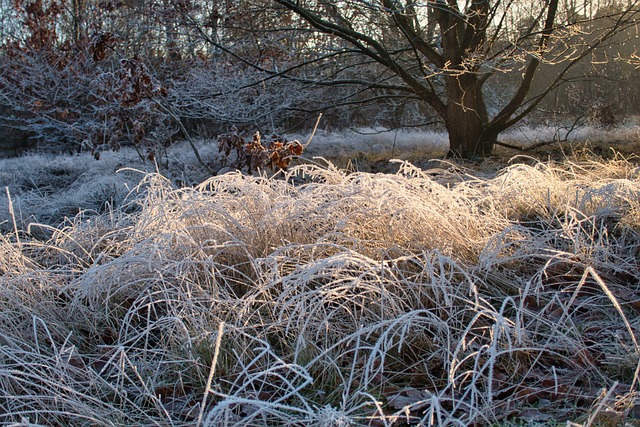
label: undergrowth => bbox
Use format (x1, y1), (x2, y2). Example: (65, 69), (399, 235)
(1, 156), (639, 426)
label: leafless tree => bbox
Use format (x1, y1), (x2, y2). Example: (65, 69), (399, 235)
(254, 0), (640, 158)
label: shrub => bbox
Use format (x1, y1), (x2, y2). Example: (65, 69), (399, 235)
(217, 127), (304, 172)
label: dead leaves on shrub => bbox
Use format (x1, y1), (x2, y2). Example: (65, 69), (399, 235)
(218, 127), (304, 172)
(116, 58), (167, 107)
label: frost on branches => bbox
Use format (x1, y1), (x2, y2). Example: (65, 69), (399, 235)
(0, 0), (174, 158)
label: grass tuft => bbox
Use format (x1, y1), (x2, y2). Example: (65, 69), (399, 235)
(1, 153), (639, 426)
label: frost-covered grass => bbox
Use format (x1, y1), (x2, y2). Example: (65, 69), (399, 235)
(0, 141), (222, 233)
(5, 121), (638, 234)
(1, 139), (639, 425)
(296, 120), (640, 161)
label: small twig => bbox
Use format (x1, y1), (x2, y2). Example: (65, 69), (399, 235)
(494, 139), (558, 151)
(5, 187), (20, 250)
(304, 113), (322, 148)
(152, 98), (213, 173)
(392, 127), (399, 158)
(196, 321), (225, 427)
(584, 382), (618, 427)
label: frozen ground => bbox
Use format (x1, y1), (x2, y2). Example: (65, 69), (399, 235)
(1, 122), (639, 231)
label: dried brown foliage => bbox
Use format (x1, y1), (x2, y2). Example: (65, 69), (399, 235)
(14, 0), (63, 51)
(88, 32), (116, 62)
(89, 58), (171, 155)
(217, 127), (304, 172)
(590, 102), (620, 129)
(0, 0), (173, 158)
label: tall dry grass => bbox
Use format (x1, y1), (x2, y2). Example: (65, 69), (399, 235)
(1, 156), (639, 426)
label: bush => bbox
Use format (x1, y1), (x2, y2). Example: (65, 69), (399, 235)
(589, 102), (620, 129)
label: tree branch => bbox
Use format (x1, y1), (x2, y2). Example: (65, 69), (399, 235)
(489, 0), (559, 131)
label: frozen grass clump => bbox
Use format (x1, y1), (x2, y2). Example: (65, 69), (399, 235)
(0, 150), (143, 232)
(126, 160), (507, 265)
(0, 157), (639, 426)
(0, 141), (224, 233)
(466, 156), (640, 227)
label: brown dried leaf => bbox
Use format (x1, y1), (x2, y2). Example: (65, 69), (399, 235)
(518, 408), (553, 421)
(386, 387), (433, 410)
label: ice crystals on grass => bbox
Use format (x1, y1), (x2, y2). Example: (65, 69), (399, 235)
(311, 405), (353, 427)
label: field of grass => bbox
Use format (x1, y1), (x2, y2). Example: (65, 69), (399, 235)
(1, 127), (640, 426)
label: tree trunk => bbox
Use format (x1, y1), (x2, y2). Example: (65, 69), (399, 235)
(444, 75), (493, 159)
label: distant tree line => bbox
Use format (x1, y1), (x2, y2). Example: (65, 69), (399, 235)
(0, 0), (638, 159)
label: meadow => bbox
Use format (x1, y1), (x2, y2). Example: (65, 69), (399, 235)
(1, 125), (639, 426)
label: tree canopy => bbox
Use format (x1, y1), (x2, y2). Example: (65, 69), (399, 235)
(0, 0), (638, 159)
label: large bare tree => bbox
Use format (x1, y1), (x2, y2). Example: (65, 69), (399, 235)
(266, 0), (639, 158)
